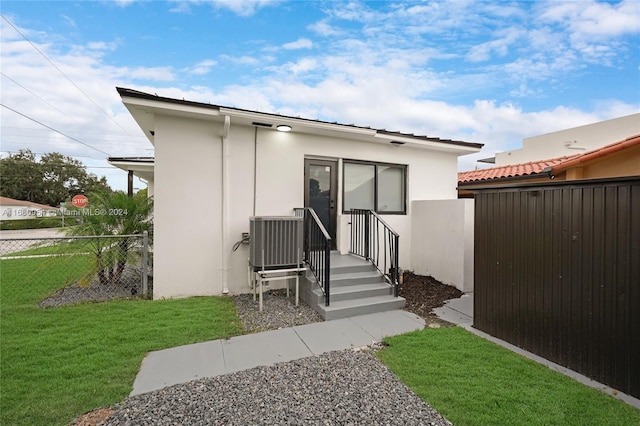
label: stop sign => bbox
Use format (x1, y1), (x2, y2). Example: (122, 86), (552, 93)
(72, 194), (89, 208)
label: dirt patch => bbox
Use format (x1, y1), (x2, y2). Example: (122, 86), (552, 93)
(399, 272), (464, 328)
(68, 407), (115, 426)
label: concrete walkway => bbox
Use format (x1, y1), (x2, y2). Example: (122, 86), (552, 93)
(131, 309), (424, 396)
(432, 292), (473, 326)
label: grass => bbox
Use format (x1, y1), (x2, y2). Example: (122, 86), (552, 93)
(1, 256), (243, 426)
(377, 327), (640, 426)
(2, 237), (88, 257)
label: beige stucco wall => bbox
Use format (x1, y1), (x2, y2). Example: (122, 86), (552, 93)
(151, 113), (463, 299)
(495, 113), (640, 166)
(410, 199), (474, 292)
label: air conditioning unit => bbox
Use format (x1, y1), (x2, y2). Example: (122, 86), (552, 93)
(249, 216), (303, 271)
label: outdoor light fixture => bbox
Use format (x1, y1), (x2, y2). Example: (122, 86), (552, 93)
(276, 125), (292, 132)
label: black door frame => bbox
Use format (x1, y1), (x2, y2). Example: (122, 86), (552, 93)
(304, 158), (338, 249)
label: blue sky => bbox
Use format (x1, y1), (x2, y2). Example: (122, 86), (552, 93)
(1, 0), (639, 191)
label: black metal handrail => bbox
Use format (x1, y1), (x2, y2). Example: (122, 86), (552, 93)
(294, 208), (332, 306)
(349, 209), (399, 297)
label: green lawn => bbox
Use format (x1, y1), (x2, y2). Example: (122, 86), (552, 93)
(1, 256), (243, 426)
(4, 252), (638, 426)
(377, 327), (640, 426)
(2, 237), (88, 257)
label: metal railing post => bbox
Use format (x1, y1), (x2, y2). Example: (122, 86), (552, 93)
(364, 210), (370, 260)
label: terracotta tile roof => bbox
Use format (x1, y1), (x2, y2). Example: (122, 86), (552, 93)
(458, 156), (578, 184)
(0, 196), (58, 210)
(459, 133), (640, 184)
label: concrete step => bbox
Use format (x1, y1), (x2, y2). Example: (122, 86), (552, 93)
(307, 282), (394, 305)
(300, 253), (402, 320)
(329, 257), (376, 275)
(319, 295), (406, 321)
(330, 270), (385, 287)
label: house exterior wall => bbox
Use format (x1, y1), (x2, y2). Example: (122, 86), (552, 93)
(153, 115), (225, 298)
(151, 113), (462, 298)
(495, 113), (640, 166)
(410, 199), (474, 292)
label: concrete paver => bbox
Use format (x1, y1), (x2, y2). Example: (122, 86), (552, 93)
(132, 341), (226, 395)
(131, 309), (424, 396)
(222, 328), (312, 374)
(292, 318), (374, 354)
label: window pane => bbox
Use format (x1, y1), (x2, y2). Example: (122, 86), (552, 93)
(377, 166), (404, 212)
(344, 163), (375, 210)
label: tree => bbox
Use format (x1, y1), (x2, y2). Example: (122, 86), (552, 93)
(67, 191), (153, 286)
(0, 150), (43, 202)
(0, 149), (111, 206)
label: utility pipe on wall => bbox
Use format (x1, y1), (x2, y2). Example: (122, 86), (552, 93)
(221, 115), (231, 294)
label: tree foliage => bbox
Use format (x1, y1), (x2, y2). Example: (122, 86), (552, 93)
(0, 149), (111, 206)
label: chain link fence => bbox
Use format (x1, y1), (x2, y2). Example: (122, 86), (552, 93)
(0, 232), (151, 307)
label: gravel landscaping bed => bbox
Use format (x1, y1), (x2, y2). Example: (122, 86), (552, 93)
(232, 289), (324, 333)
(104, 348), (450, 426)
(40, 265), (150, 308)
(71, 275), (462, 425)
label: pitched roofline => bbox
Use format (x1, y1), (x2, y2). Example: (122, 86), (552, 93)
(116, 87), (483, 150)
(0, 196), (58, 210)
(543, 134), (640, 176)
(108, 156), (155, 164)
(459, 133), (640, 186)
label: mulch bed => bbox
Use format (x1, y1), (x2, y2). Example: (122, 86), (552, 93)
(398, 272), (464, 327)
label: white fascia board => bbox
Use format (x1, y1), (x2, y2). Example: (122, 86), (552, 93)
(373, 133), (481, 154)
(108, 160), (154, 170)
(122, 96), (221, 119)
(219, 107), (377, 137)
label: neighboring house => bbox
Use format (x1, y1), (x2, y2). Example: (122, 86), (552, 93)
(0, 196), (59, 220)
(107, 157), (155, 197)
(458, 134), (640, 197)
(480, 113), (640, 166)
(112, 87), (482, 302)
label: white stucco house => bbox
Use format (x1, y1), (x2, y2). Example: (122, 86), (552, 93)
(490, 113), (640, 166)
(112, 87), (482, 316)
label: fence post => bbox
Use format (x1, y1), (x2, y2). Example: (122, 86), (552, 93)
(142, 231), (148, 296)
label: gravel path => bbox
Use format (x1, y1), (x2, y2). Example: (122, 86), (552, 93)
(105, 348), (450, 426)
(72, 285), (457, 425)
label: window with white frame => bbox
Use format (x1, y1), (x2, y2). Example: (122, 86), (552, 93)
(343, 161), (406, 214)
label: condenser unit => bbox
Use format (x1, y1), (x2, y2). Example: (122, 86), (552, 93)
(249, 216), (303, 271)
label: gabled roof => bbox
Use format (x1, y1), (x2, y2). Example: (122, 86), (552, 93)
(116, 87), (483, 152)
(459, 134), (640, 185)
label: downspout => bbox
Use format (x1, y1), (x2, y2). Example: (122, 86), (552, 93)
(222, 115), (231, 294)
(253, 127), (258, 216)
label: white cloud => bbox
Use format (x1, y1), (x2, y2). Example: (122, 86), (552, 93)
(185, 59), (217, 75)
(282, 38), (313, 50)
(0, 20), (155, 168)
(2, 0), (638, 191)
(541, 0), (640, 40)
(61, 15), (77, 28)
(466, 27), (523, 62)
(169, 0), (281, 17)
(308, 20), (342, 37)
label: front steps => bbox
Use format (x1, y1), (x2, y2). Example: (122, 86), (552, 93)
(300, 252), (405, 320)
